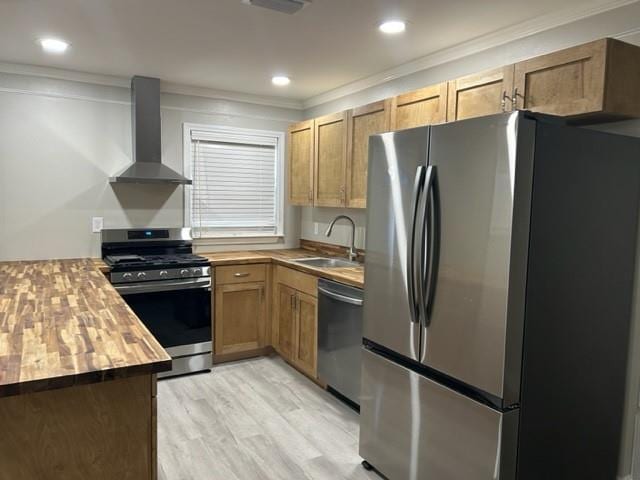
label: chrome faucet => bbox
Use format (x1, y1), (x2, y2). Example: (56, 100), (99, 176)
(325, 215), (358, 262)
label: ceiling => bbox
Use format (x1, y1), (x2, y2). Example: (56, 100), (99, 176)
(0, 0), (627, 102)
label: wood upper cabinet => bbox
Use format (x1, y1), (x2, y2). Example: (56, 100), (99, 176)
(447, 66), (515, 122)
(513, 38), (640, 119)
(286, 39), (640, 209)
(346, 100), (391, 208)
(288, 120), (314, 206)
(314, 111), (349, 207)
(291, 292), (318, 378)
(214, 265), (267, 356)
(390, 83), (448, 130)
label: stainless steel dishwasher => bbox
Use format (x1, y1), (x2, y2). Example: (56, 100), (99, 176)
(317, 278), (364, 408)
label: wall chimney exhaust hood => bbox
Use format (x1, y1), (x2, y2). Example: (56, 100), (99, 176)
(110, 76), (192, 185)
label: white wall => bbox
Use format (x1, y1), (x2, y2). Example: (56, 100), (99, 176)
(300, 207), (366, 250)
(0, 72), (302, 261)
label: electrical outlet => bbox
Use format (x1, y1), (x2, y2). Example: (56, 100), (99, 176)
(314, 222), (319, 235)
(92, 217), (104, 233)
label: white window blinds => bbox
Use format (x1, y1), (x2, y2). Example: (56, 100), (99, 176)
(188, 127), (282, 238)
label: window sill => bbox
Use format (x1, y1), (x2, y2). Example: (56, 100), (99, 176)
(193, 235), (285, 247)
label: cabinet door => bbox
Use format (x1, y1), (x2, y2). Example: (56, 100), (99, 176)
(390, 83), (448, 130)
(288, 120), (314, 205)
(513, 39), (606, 116)
(314, 111), (349, 207)
(292, 291), (318, 378)
(214, 282), (266, 355)
(347, 100), (391, 208)
(447, 66), (515, 121)
(276, 283), (296, 359)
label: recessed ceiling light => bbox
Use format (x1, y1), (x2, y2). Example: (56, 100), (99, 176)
(272, 76), (291, 86)
(39, 38), (70, 54)
(379, 20), (406, 34)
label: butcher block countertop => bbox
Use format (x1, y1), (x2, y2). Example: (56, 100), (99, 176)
(0, 259), (171, 398)
(95, 243), (365, 288)
(202, 247), (365, 288)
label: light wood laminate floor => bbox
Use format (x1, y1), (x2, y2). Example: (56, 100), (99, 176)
(157, 355), (378, 480)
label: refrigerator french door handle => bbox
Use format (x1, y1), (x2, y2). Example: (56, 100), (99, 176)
(422, 165), (439, 328)
(407, 166), (426, 324)
(416, 166), (433, 328)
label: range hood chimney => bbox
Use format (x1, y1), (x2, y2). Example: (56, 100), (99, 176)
(110, 76), (192, 185)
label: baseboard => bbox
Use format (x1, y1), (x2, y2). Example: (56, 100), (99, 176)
(212, 346), (274, 364)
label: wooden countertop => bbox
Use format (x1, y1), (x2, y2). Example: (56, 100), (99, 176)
(96, 247), (364, 288)
(0, 259), (171, 398)
(203, 248), (364, 288)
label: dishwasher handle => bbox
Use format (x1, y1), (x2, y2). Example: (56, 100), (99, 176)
(318, 286), (363, 306)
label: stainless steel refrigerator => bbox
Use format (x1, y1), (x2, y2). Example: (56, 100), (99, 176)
(360, 111), (640, 480)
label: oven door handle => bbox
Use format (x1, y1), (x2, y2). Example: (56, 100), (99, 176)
(114, 277), (212, 295)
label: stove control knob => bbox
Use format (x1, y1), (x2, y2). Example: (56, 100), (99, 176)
(191, 267), (202, 276)
(180, 269), (190, 277)
(137, 272), (147, 280)
(159, 270), (168, 278)
(122, 272), (133, 281)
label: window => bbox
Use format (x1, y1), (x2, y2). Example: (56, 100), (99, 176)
(184, 124), (284, 239)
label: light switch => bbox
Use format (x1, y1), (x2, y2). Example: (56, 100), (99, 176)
(314, 222), (319, 235)
(92, 217), (104, 233)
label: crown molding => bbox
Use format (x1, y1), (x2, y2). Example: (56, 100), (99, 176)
(159, 81), (303, 110)
(303, 0), (640, 109)
(0, 61), (304, 110)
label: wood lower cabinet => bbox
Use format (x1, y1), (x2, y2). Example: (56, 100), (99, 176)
(0, 375), (156, 480)
(314, 111), (349, 207)
(390, 83), (448, 130)
(346, 100), (391, 208)
(513, 38), (640, 119)
(447, 66), (515, 121)
(273, 266), (318, 380)
(292, 291), (318, 378)
(276, 283), (296, 359)
(214, 264), (267, 358)
(288, 120), (314, 206)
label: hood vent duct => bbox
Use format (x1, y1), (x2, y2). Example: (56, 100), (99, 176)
(110, 76), (192, 185)
(241, 0), (311, 15)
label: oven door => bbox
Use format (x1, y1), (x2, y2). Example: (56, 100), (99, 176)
(114, 277), (212, 356)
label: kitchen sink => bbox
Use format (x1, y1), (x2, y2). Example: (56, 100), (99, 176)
(292, 257), (360, 268)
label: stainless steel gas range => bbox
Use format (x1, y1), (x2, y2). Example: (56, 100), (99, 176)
(102, 228), (212, 378)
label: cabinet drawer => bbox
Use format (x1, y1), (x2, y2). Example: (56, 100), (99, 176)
(216, 264), (266, 285)
(276, 266), (317, 297)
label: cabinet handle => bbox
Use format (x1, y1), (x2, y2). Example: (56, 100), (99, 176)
(308, 190), (313, 201)
(234, 272), (250, 278)
(501, 90), (515, 112)
(291, 294), (295, 310)
(259, 287), (263, 303)
(512, 87), (520, 111)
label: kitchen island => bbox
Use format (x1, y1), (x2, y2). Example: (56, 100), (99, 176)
(0, 259), (171, 480)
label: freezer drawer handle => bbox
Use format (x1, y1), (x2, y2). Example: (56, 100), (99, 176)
(318, 286), (363, 306)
